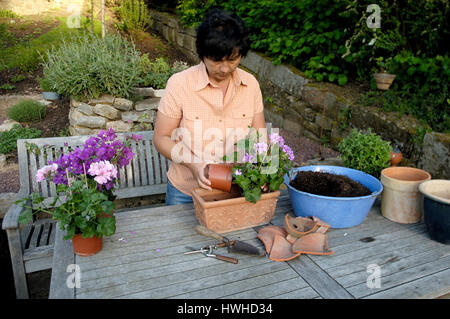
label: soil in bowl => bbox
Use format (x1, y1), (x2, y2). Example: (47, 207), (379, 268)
(290, 171), (371, 197)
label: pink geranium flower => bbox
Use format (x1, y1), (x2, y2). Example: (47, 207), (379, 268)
(88, 160), (118, 185)
(36, 163), (58, 182)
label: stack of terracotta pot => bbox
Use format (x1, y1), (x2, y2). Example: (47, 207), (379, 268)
(257, 214), (334, 262)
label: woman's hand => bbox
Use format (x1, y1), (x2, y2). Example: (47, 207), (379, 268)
(185, 162), (212, 191)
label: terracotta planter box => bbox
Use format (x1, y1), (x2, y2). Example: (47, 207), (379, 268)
(192, 186), (280, 234)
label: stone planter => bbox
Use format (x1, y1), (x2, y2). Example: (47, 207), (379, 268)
(69, 87), (164, 136)
(192, 187), (280, 234)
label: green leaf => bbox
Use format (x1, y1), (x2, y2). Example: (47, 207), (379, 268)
(338, 74), (348, 85)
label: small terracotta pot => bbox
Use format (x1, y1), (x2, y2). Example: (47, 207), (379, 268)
(390, 152), (402, 166)
(207, 164), (233, 192)
(373, 72), (396, 90)
(72, 234), (103, 257)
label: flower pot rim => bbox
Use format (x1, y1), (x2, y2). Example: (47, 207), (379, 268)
(419, 179), (450, 205)
(285, 166), (382, 201)
(192, 187), (280, 208)
(381, 166), (431, 184)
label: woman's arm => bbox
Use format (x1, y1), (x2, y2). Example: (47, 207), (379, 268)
(154, 111), (212, 190)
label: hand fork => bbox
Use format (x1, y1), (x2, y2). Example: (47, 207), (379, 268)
(184, 246), (238, 264)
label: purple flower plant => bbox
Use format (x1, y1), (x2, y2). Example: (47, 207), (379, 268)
(48, 128), (140, 190)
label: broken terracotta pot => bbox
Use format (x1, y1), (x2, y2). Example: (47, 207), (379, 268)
(312, 216), (331, 234)
(292, 233), (334, 256)
(257, 226), (287, 254)
(269, 234), (301, 262)
(257, 213), (334, 262)
(283, 214), (319, 238)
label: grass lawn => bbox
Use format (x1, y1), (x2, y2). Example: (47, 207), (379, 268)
(1, 15), (103, 74)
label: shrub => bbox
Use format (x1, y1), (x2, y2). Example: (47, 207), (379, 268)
(0, 124), (41, 154)
(338, 128), (392, 178)
(37, 76), (54, 92)
(176, 0), (449, 132)
(41, 33), (142, 99)
(117, 0), (151, 32)
(138, 57), (189, 89)
(7, 100), (47, 123)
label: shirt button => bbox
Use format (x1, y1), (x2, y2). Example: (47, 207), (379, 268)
(219, 119), (222, 123)
(243, 114), (246, 117)
(195, 116), (199, 119)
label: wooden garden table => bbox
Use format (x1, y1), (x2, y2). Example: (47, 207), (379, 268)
(49, 191), (450, 299)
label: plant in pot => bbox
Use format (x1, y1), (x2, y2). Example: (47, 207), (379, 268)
(38, 76), (60, 101)
(192, 128), (295, 233)
(16, 128), (141, 256)
(338, 128), (392, 178)
(373, 57), (396, 90)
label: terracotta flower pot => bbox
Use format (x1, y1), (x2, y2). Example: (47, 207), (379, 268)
(207, 163), (233, 192)
(390, 151), (402, 166)
(72, 234), (103, 257)
(380, 167), (431, 223)
(192, 186), (280, 233)
(373, 72), (396, 90)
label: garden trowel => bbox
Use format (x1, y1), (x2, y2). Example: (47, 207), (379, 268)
(195, 225), (265, 256)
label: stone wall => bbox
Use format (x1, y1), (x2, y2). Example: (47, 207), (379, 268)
(148, 10), (450, 179)
(69, 88), (163, 135)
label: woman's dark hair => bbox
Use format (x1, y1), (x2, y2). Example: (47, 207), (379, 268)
(195, 8), (251, 61)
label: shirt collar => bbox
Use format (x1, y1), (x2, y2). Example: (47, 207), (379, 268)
(194, 61), (248, 91)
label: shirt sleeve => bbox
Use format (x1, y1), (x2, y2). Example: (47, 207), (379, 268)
(254, 81), (264, 114)
(157, 76), (182, 119)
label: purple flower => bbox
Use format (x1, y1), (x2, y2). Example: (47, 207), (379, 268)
(254, 142), (268, 155)
(282, 144), (295, 161)
(131, 134), (142, 142)
(269, 133), (285, 146)
(235, 169), (242, 176)
(242, 152), (257, 163)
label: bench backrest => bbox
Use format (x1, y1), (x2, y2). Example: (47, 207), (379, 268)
(17, 131), (170, 200)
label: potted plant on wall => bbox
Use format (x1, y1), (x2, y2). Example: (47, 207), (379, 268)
(191, 128), (294, 233)
(38, 76), (61, 101)
(16, 128), (141, 256)
(373, 57), (396, 90)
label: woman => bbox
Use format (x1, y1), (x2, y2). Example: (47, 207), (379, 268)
(154, 8), (267, 205)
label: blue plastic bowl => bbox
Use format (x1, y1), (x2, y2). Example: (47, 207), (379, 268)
(284, 166), (383, 228)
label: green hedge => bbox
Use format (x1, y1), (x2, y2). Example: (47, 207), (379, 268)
(176, 0), (450, 132)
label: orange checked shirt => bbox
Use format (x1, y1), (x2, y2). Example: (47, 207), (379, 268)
(157, 61), (264, 196)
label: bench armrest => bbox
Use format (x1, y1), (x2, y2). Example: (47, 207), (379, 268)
(2, 190), (28, 230)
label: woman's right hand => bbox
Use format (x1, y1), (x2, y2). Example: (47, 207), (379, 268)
(185, 162), (212, 191)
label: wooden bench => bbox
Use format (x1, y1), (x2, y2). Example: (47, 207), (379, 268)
(2, 131), (170, 299)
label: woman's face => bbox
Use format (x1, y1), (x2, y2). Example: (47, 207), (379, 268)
(203, 52), (241, 84)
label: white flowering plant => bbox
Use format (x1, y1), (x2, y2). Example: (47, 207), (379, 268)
(223, 128), (294, 204)
(16, 129), (141, 240)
